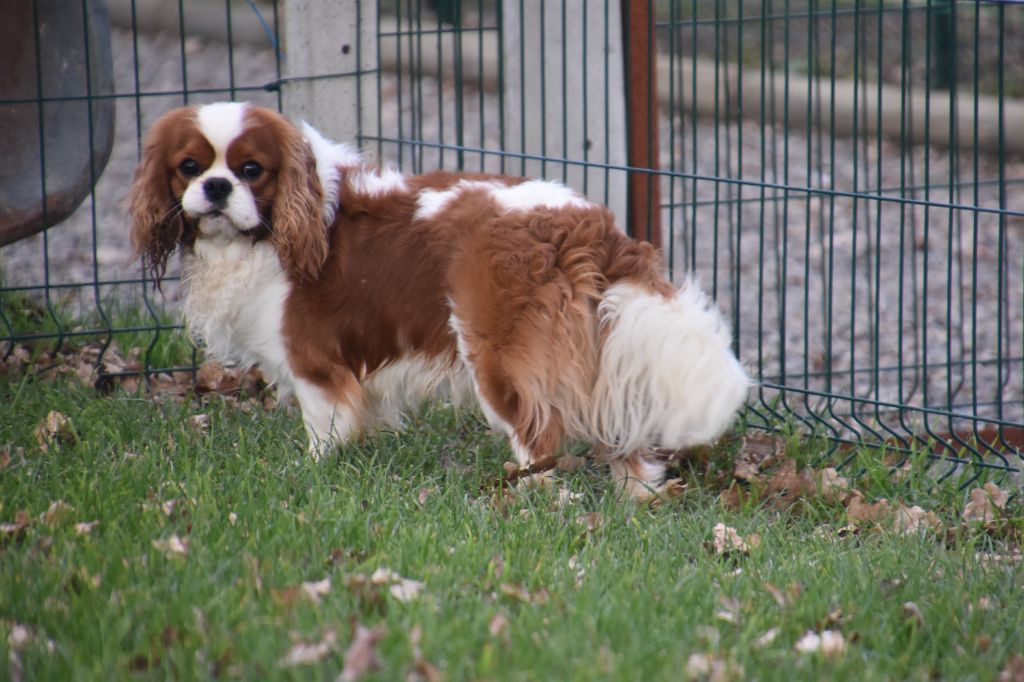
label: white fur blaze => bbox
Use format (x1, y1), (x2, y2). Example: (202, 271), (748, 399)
(590, 281), (750, 455)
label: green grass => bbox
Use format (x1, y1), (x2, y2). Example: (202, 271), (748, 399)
(1, 371), (1022, 681)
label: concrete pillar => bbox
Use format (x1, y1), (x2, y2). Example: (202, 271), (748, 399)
(280, 0), (379, 152)
(501, 0), (628, 225)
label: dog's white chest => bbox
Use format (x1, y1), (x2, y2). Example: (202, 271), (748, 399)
(180, 239), (293, 382)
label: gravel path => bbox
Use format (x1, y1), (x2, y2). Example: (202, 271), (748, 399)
(2, 25), (1021, 449)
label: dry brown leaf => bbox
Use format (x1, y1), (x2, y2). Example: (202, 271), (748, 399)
(998, 654), (1024, 682)
(188, 414), (211, 434)
(370, 568), (424, 603)
(712, 523), (761, 555)
(794, 630), (846, 658)
(499, 582), (550, 605)
(901, 601), (925, 627)
(34, 411), (76, 452)
(893, 505), (942, 536)
(720, 481), (748, 510)
(152, 535), (189, 557)
(74, 521), (99, 535)
(755, 628), (780, 648)
(280, 630), (337, 667)
(407, 625), (443, 682)
(763, 582), (788, 608)
(338, 624), (386, 682)
(416, 488), (434, 506)
(733, 433), (785, 482)
(488, 612), (509, 639)
(715, 595), (742, 624)
(845, 491), (891, 525)
(1, 510), (31, 543)
(963, 483), (1009, 525)
(760, 459), (816, 509)
(557, 488), (583, 506)
(40, 500), (73, 526)
(301, 578), (332, 603)
(0, 448), (11, 470)
(815, 468), (850, 502)
(7, 623), (56, 655)
(821, 607), (847, 628)
(576, 512), (602, 533)
(685, 652), (743, 682)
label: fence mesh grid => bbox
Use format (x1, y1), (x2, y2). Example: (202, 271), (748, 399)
(1, 0), (1022, 483)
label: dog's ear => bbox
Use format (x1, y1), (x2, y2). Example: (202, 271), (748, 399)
(128, 109), (194, 284)
(272, 128), (329, 282)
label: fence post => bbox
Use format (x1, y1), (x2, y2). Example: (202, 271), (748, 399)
(622, 0), (661, 247)
(280, 0), (379, 152)
(501, 0), (629, 228)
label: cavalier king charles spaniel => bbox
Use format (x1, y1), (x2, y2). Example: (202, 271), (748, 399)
(129, 102), (749, 497)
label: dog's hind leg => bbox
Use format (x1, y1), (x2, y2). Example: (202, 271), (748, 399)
(607, 450), (666, 500)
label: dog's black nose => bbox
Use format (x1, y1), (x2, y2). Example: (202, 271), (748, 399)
(203, 177), (233, 204)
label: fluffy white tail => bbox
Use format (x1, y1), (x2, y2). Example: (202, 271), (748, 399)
(589, 281), (750, 455)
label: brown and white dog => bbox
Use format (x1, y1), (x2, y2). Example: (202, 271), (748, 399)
(129, 102), (749, 496)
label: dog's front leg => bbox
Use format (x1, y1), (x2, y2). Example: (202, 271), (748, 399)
(291, 373), (364, 460)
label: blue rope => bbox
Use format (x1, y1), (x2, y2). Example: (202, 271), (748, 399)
(245, 0), (282, 61)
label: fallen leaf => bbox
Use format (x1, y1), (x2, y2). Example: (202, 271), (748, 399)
(733, 434), (785, 482)
(845, 491), (891, 525)
(74, 521), (99, 535)
(794, 630), (845, 658)
(997, 654), (1024, 682)
(685, 652), (743, 681)
(712, 523), (761, 555)
(963, 483), (1009, 525)
(301, 578), (332, 603)
(1, 510), (31, 542)
(755, 628), (780, 648)
(761, 459), (821, 509)
(488, 612), (509, 638)
(763, 582), (788, 608)
(370, 567), (424, 603)
(152, 535), (189, 557)
(40, 500), (73, 526)
(557, 488), (584, 506)
(0, 449), (11, 470)
(338, 624), (386, 682)
(188, 414), (211, 434)
(6, 623), (57, 655)
(407, 625), (443, 682)
(576, 512), (602, 533)
(416, 488), (434, 506)
(228, 512), (238, 526)
(34, 411), (76, 452)
(499, 582), (550, 605)
(715, 595), (742, 624)
(720, 482), (748, 510)
(893, 505), (942, 535)
(815, 468), (850, 502)
(901, 601), (925, 627)
(280, 629), (336, 667)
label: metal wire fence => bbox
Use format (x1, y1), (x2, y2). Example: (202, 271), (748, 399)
(1, 0), (1022, 483)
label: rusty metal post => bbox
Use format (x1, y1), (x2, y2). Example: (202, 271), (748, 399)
(622, 0), (661, 247)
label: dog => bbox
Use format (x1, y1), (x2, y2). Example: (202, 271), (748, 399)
(129, 102), (749, 496)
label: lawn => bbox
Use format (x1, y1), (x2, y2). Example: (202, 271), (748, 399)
(1, 349), (1022, 681)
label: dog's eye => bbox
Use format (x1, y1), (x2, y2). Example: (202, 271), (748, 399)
(178, 158), (201, 177)
(241, 161), (263, 180)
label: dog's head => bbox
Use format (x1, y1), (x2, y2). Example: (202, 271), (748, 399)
(128, 102), (329, 282)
